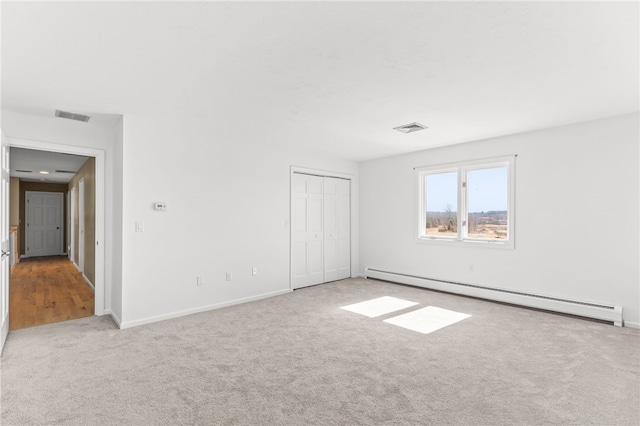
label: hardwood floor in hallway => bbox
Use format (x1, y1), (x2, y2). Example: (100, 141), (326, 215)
(9, 256), (94, 330)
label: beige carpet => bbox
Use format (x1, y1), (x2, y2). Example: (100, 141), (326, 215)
(1, 278), (639, 425)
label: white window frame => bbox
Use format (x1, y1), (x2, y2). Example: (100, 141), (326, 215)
(416, 155), (516, 249)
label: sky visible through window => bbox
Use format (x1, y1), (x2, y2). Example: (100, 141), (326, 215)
(425, 171), (457, 213)
(425, 167), (507, 213)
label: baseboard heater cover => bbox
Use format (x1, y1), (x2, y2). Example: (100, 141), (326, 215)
(364, 268), (623, 327)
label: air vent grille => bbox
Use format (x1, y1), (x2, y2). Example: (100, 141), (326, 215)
(393, 122), (428, 133)
(55, 170), (76, 174)
(55, 110), (91, 122)
(15, 169), (33, 173)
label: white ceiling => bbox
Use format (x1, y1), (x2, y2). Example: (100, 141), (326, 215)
(1, 1), (638, 162)
(10, 148), (88, 184)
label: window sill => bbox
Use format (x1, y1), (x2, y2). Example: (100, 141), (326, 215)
(415, 236), (514, 250)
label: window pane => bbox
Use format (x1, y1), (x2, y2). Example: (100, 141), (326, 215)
(425, 171), (457, 236)
(467, 166), (508, 239)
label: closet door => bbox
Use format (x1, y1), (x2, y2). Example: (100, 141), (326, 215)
(291, 173), (324, 289)
(307, 176), (324, 286)
(323, 178), (339, 282)
(337, 178), (351, 279)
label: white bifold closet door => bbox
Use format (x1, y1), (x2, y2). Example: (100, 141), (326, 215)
(291, 173), (350, 290)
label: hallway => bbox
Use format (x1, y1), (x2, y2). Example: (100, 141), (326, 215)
(9, 256), (94, 330)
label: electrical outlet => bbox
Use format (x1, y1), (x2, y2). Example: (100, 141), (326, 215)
(469, 264), (475, 272)
(226, 272), (232, 281)
(252, 267), (258, 276)
(196, 276), (203, 286)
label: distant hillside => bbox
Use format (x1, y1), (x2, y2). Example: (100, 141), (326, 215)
(425, 210), (508, 238)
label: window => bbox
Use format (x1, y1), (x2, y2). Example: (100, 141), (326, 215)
(417, 156), (515, 248)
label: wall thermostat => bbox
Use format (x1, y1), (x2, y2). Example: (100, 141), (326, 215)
(154, 202), (167, 211)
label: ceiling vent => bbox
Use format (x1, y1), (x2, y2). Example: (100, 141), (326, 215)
(15, 169), (32, 173)
(55, 110), (91, 122)
(393, 122), (428, 134)
(55, 170), (76, 174)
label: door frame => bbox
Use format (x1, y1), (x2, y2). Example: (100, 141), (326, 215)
(66, 190), (70, 256)
(25, 191), (64, 257)
(70, 187), (75, 263)
(78, 177), (85, 273)
(7, 138), (106, 316)
(1, 133), (10, 353)
(290, 166), (354, 290)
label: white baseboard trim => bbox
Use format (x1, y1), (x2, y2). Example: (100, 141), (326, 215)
(104, 309), (123, 328)
(82, 273), (95, 292)
(624, 321), (640, 329)
(70, 261), (94, 293)
(1, 314), (8, 355)
(21, 252), (66, 259)
(119, 288), (293, 330)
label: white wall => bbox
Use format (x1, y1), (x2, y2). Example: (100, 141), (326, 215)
(359, 113), (640, 327)
(1, 110), (114, 150)
(119, 114), (359, 327)
(1, 110), (358, 328)
(109, 116), (124, 324)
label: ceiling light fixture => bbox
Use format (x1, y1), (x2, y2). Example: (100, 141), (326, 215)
(55, 109), (91, 122)
(393, 122), (428, 134)
(39, 171), (49, 174)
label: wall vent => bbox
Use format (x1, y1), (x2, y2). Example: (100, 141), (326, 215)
(55, 110), (91, 122)
(393, 122), (427, 133)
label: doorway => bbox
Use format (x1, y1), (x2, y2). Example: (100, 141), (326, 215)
(7, 148), (99, 330)
(6, 139), (106, 317)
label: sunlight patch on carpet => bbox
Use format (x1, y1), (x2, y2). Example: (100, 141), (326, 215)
(340, 296), (419, 318)
(384, 306), (471, 334)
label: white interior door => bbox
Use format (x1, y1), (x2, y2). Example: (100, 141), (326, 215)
(1, 131), (11, 353)
(26, 192), (63, 257)
(337, 178), (351, 279)
(291, 174), (309, 289)
(78, 178), (85, 273)
(291, 173), (324, 289)
(307, 177), (324, 285)
(323, 178), (339, 282)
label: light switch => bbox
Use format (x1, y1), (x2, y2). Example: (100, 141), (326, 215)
(135, 221), (144, 232)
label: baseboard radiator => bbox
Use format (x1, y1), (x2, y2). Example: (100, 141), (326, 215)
(364, 268), (623, 327)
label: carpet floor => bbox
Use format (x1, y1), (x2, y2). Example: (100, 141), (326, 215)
(1, 278), (639, 425)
